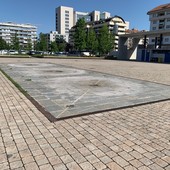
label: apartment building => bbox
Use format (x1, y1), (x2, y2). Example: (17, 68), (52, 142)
(0, 22), (37, 49)
(147, 3), (170, 48)
(69, 16), (129, 51)
(55, 6), (111, 42)
(44, 31), (67, 50)
(46, 31), (66, 42)
(55, 6), (74, 42)
(118, 3), (170, 62)
(73, 11), (91, 25)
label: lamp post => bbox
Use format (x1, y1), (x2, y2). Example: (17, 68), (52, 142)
(86, 25), (90, 52)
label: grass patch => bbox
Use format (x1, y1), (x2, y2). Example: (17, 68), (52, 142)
(0, 67), (57, 122)
(0, 68), (28, 96)
(31, 54), (44, 58)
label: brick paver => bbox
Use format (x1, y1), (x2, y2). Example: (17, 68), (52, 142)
(0, 58), (170, 169)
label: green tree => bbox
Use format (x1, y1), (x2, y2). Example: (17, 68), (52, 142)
(26, 39), (32, 51)
(86, 28), (98, 55)
(39, 33), (48, 51)
(98, 24), (114, 56)
(0, 37), (7, 50)
(56, 37), (66, 52)
(58, 43), (66, 52)
(74, 18), (86, 51)
(11, 34), (20, 51)
(34, 40), (40, 51)
(50, 41), (58, 52)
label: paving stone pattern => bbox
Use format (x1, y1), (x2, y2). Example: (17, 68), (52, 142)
(0, 58), (170, 170)
(1, 63), (170, 120)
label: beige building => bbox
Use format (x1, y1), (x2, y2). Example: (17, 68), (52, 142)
(69, 16), (129, 51)
(147, 3), (170, 48)
(55, 6), (74, 42)
(55, 6), (111, 42)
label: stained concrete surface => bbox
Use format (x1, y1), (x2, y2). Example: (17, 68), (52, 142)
(1, 62), (170, 119)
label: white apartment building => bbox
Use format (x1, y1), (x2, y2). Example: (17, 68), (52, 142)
(55, 6), (74, 42)
(69, 16), (129, 51)
(73, 11), (91, 25)
(74, 10), (111, 25)
(55, 6), (111, 42)
(47, 31), (66, 42)
(0, 22), (37, 49)
(118, 3), (170, 62)
(147, 3), (170, 47)
(100, 12), (111, 20)
(45, 31), (67, 49)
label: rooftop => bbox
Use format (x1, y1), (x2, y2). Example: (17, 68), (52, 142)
(147, 3), (170, 14)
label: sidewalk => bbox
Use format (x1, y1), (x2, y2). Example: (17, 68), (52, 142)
(0, 60), (170, 170)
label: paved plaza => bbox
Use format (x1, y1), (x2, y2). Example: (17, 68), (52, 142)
(0, 58), (170, 170)
(1, 62), (170, 120)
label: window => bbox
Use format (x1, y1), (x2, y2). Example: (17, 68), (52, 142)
(159, 25), (164, 29)
(65, 10), (69, 14)
(65, 14), (69, 17)
(153, 21), (157, 24)
(158, 12), (165, 16)
(152, 27), (156, 30)
(152, 14), (157, 17)
(159, 19), (165, 23)
(65, 21), (69, 24)
(164, 38), (169, 42)
(166, 25), (170, 29)
(166, 11), (170, 15)
(151, 39), (155, 43)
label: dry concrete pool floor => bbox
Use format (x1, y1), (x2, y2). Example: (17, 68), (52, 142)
(1, 62), (170, 121)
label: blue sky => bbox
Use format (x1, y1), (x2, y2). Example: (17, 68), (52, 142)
(0, 0), (170, 34)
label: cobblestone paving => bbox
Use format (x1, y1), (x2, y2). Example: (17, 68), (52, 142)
(0, 58), (170, 170)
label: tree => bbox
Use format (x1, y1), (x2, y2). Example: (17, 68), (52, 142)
(98, 24), (114, 56)
(34, 40), (40, 51)
(86, 28), (98, 55)
(0, 37), (7, 50)
(11, 34), (20, 51)
(50, 41), (58, 52)
(74, 18), (86, 51)
(26, 39), (32, 51)
(56, 37), (66, 52)
(38, 33), (48, 51)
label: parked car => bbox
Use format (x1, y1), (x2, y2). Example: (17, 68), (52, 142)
(0, 50), (8, 55)
(81, 51), (90, 56)
(28, 50), (36, 55)
(19, 50), (28, 54)
(9, 50), (18, 55)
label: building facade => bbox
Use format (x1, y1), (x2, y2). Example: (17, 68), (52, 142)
(73, 11), (91, 25)
(0, 22), (37, 49)
(55, 6), (111, 42)
(147, 3), (170, 48)
(69, 16), (129, 51)
(44, 31), (67, 50)
(47, 31), (66, 42)
(118, 3), (170, 63)
(55, 6), (74, 42)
